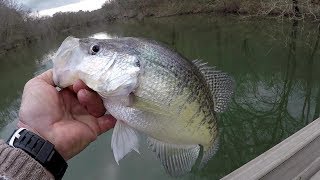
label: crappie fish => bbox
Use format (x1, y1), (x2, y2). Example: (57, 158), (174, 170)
(52, 36), (234, 176)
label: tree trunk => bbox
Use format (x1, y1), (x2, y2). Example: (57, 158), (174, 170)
(292, 0), (302, 17)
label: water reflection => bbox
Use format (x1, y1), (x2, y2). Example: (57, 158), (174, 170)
(202, 19), (320, 178)
(0, 15), (320, 180)
(90, 32), (115, 39)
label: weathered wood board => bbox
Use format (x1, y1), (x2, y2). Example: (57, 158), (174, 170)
(222, 118), (320, 180)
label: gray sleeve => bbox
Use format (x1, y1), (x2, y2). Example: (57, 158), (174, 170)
(0, 140), (55, 180)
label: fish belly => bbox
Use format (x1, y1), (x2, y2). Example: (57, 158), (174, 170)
(104, 99), (215, 147)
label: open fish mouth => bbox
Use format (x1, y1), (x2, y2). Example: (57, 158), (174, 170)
(53, 36), (81, 88)
(53, 36), (141, 96)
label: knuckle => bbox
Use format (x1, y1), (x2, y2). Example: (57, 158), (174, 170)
(90, 133), (98, 141)
(25, 79), (34, 88)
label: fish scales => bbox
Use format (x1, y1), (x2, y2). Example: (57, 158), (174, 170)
(133, 39), (218, 145)
(52, 36), (233, 177)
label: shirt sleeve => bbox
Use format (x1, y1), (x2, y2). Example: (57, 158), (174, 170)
(0, 140), (55, 180)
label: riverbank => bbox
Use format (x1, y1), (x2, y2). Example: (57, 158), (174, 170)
(1, 14), (320, 179)
(0, 0), (109, 55)
(1, 0), (320, 55)
(102, 0), (320, 20)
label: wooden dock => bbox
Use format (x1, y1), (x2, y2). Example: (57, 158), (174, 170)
(222, 117), (320, 180)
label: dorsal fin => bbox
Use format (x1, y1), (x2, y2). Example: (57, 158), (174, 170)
(193, 60), (234, 113)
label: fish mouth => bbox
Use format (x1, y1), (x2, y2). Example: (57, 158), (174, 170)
(53, 70), (79, 88)
(52, 73), (60, 87)
(52, 36), (81, 88)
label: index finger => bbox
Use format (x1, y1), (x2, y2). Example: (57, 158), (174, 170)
(77, 89), (106, 117)
(73, 80), (91, 93)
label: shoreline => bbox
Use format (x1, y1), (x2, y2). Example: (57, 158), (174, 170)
(1, 9), (320, 55)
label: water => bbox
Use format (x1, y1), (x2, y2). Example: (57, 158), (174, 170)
(0, 15), (320, 180)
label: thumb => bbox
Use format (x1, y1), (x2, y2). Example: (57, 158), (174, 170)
(35, 69), (55, 86)
(97, 115), (117, 135)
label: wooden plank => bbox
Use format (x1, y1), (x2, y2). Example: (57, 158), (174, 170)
(295, 157), (320, 180)
(222, 118), (320, 180)
(311, 167), (320, 180)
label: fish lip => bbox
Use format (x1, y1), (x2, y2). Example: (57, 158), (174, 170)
(52, 71), (60, 87)
(52, 75), (70, 88)
(54, 36), (80, 60)
(52, 36), (81, 88)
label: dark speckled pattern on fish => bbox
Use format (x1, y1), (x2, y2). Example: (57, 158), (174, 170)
(53, 36), (233, 176)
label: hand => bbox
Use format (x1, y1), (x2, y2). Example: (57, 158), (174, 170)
(17, 69), (116, 160)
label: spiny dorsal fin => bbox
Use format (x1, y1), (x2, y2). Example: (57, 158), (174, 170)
(193, 60), (234, 113)
(147, 137), (200, 177)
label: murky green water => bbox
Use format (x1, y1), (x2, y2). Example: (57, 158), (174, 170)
(0, 15), (320, 180)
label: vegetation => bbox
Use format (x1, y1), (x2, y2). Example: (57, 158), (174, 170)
(0, 0), (31, 51)
(0, 0), (108, 53)
(102, 0), (320, 19)
(0, 0), (320, 54)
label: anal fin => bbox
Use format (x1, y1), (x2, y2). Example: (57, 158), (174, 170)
(111, 120), (139, 164)
(199, 137), (220, 169)
(147, 137), (200, 177)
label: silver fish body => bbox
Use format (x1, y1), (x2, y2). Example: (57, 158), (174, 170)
(53, 36), (234, 176)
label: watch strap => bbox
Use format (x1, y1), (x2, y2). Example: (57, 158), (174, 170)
(7, 128), (68, 180)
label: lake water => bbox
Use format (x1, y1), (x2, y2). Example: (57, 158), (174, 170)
(0, 15), (319, 180)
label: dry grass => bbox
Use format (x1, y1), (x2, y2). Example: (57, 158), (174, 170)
(102, 0), (320, 21)
(1, 0), (320, 54)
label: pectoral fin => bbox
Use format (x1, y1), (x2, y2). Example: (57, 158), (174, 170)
(147, 137), (200, 177)
(111, 120), (139, 164)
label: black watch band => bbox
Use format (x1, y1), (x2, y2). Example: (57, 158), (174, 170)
(7, 128), (68, 180)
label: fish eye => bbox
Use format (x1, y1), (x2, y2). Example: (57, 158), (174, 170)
(135, 59), (140, 67)
(90, 44), (100, 55)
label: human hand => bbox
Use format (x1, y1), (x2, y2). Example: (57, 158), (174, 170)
(17, 69), (116, 160)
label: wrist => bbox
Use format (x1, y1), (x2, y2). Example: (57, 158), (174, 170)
(17, 121), (69, 160)
(0, 140), (55, 180)
(7, 128), (68, 180)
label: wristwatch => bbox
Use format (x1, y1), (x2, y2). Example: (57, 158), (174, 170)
(7, 128), (68, 180)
